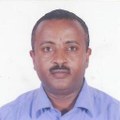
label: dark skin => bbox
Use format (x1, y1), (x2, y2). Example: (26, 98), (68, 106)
(30, 19), (91, 115)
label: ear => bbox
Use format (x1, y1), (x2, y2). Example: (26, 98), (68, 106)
(30, 50), (34, 57)
(85, 48), (92, 68)
(29, 50), (36, 70)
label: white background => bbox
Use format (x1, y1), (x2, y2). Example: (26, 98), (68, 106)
(0, 1), (120, 106)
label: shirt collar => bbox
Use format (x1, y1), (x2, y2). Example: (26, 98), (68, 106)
(74, 81), (94, 116)
(31, 85), (53, 118)
(32, 81), (94, 118)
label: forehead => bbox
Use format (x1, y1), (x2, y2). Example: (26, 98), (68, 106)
(34, 19), (86, 43)
(36, 19), (85, 34)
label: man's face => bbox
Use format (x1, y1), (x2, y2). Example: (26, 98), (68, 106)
(30, 19), (91, 95)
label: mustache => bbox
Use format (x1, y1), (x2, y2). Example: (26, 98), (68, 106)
(49, 64), (70, 72)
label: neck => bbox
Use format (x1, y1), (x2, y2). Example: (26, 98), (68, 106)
(44, 88), (81, 115)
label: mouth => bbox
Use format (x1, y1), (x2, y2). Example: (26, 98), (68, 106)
(49, 67), (70, 79)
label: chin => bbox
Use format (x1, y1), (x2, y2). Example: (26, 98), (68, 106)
(52, 83), (73, 92)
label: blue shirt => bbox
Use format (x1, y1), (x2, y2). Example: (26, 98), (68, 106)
(0, 81), (120, 120)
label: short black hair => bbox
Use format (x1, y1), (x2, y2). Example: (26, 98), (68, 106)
(31, 9), (89, 50)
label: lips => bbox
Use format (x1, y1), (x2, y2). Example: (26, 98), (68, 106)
(50, 68), (70, 74)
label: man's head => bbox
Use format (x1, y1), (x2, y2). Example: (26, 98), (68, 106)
(30, 9), (91, 95)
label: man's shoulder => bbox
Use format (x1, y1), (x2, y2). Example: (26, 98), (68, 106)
(90, 86), (120, 104)
(0, 88), (39, 118)
(89, 86), (120, 116)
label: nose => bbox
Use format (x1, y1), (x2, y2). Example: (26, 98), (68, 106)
(53, 50), (67, 66)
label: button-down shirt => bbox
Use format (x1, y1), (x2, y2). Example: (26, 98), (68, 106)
(0, 81), (120, 120)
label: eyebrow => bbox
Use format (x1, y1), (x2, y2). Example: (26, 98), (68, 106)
(40, 41), (55, 46)
(65, 41), (80, 45)
(40, 40), (80, 46)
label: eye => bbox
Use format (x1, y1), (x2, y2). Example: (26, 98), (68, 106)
(68, 46), (78, 52)
(42, 47), (53, 52)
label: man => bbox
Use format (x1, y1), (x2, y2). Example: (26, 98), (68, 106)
(0, 9), (120, 120)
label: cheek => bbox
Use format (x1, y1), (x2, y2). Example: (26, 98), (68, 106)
(34, 54), (54, 74)
(34, 58), (49, 82)
(70, 54), (87, 72)
(38, 51), (55, 63)
(34, 58), (46, 71)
